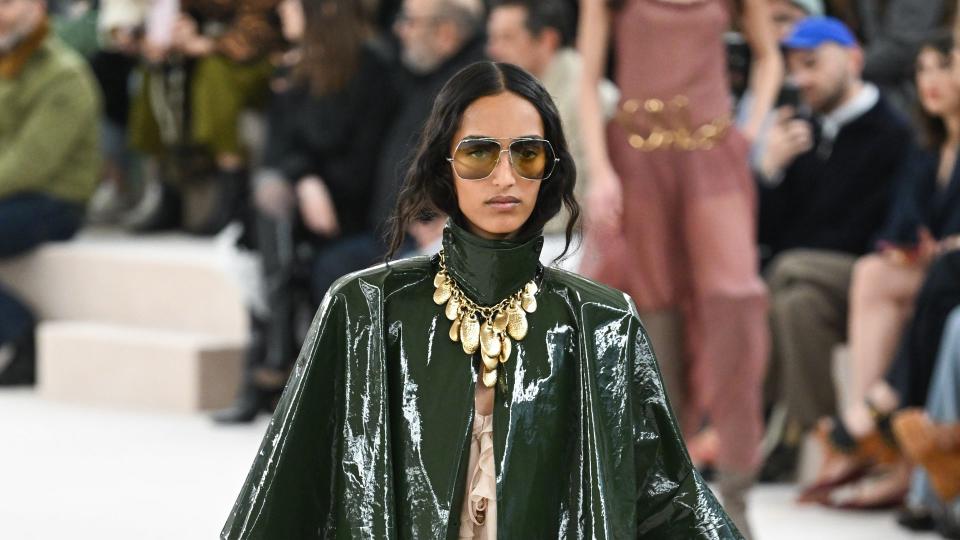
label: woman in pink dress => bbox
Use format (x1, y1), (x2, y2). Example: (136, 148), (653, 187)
(578, 0), (782, 537)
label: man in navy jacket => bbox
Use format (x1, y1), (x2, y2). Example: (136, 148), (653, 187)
(758, 17), (911, 475)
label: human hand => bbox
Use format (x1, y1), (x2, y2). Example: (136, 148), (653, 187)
(172, 14), (214, 57)
(878, 229), (940, 267)
(918, 228), (940, 265)
(759, 107), (813, 179)
(296, 176), (340, 237)
(172, 14), (197, 45)
(142, 39), (168, 63)
(109, 27), (141, 55)
(584, 162), (622, 236)
(739, 121), (760, 146)
(180, 35), (214, 57)
(278, 0), (305, 43)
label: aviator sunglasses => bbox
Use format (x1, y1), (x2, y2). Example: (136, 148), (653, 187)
(447, 137), (559, 181)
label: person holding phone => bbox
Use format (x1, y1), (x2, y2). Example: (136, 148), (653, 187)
(762, 17), (911, 454)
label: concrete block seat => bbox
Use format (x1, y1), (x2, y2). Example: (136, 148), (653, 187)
(0, 228), (255, 411)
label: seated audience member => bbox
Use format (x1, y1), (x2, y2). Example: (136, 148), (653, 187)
(85, 0), (148, 222)
(895, 306), (960, 537)
(214, 0), (397, 423)
(758, 17), (911, 259)
(218, 0), (486, 423)
(307, 0), (486, 294)
(798, 250), (960, 514)
(890, 252), (960, 428)
(794, 34), (960, 509)
(0, 0), (100, 385)
(367, 0), (486, 239)
(485, 0), (618, 269)
(823, 0), (953, 117)
(761, 17), (911, 454)
(126, 0), (284, 234)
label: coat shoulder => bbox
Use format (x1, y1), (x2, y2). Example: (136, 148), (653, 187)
(542, 267), (636, 315)
(326, 255), (434, 299)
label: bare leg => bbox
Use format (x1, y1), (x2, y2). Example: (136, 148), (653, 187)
(844, 255), (924, 436)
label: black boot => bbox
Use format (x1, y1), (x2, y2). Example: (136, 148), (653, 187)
(0, 329), (36, 386)
(186, 168), (248, 236)
(212, 313), (287, 424)
(211, 380), (269, 424)
(936, 502), (960, 539)
(211, 366), (285, 424)
(896, 505), (935, 531)
(122, 160), (182, 233)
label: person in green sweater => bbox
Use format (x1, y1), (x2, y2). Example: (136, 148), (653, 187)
(0, 0), (101, 385)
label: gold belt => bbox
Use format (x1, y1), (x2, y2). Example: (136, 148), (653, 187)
(614, 95), (732, 152)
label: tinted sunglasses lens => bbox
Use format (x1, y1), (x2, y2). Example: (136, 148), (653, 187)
(453, 139), (501, 180)
(510, 139), (553, 180)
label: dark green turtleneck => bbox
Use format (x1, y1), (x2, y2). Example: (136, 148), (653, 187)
(441, 220), (544, 305)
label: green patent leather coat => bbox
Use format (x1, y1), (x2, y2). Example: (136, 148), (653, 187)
(222, 222), (741, 539)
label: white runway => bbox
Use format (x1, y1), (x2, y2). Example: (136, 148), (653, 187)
(0, 390), (940, 539)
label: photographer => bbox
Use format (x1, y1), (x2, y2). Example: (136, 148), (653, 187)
(761, 16), (912, 470)
(758, 17), (909, 259)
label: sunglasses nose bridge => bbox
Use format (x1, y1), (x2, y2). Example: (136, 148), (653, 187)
(490, 146), (518, 185)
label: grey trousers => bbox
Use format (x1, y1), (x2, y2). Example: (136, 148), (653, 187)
(766, 249), (858, 430)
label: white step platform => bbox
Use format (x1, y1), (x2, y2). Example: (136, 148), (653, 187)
(0, 228), (257, 412)
(38, 321), (245, 412)
(0, 229), (252, 340)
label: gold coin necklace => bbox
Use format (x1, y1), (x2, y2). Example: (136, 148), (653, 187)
(432, 250), (539, 388)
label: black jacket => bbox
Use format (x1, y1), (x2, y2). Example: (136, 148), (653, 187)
(262, 44), (398, 237)
(759, 96), (911, 260)
(367, 36), (486, 234)
(880, 142), (960, 245)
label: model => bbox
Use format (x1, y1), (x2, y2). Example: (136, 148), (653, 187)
(222, 61), (741, 539)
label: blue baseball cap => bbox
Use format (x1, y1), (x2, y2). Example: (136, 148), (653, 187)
(782, 16), (858, 50)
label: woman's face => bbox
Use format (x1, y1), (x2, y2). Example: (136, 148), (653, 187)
(450, 91), (544, 240)
(917, 47), (960, 117)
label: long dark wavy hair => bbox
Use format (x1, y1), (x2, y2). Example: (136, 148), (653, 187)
(915, 32), (955, 150)
(295, 0), (369, 96)
(385, 61), (580, 261)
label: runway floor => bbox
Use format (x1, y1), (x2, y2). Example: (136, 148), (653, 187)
(0, 389), (940, 539)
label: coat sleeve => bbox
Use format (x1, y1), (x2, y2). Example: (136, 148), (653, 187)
(627, 305), (742, 539)
(221, 275), (396, 539)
